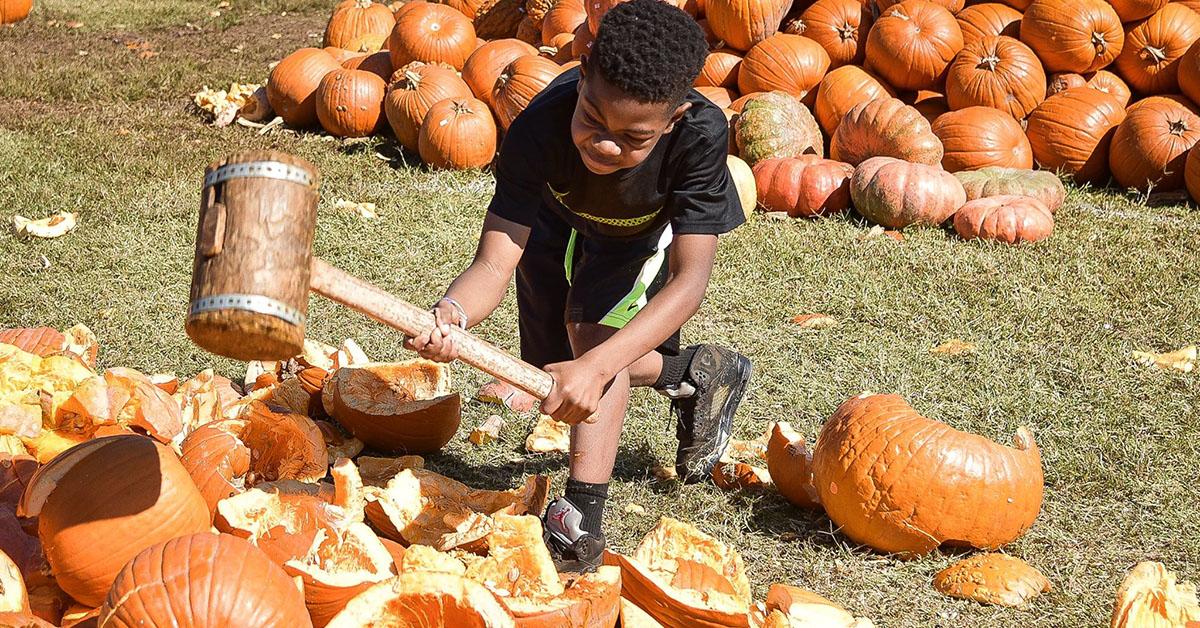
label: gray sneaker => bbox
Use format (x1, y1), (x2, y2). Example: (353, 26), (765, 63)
(670, 345), (753, 484)
(541, 497), (605, 574)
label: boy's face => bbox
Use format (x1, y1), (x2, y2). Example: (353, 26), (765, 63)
(571, 62), (691, 176)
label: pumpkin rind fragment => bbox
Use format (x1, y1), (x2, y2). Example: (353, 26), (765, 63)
(326, 572), (516, 627)
(323, 360), (462, 454)
(1111, 561), (1200, 627)
(933, 553), (1051, 607)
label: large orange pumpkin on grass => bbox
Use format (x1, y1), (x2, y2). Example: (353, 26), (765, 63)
(932, 106), (1033, 171)
(1019, 0), (1123, 73)
(492, 55), (562, 130)
(316, 69), (388, 137)
(734, 91), (824, 163)
(1113, 4), (1200, 95)
(705, 0), (792, 52)
(865, 0), (964, 91)
(813, 65), (893, 134)
(1109, 96), (1200, 191)
(956, 3), (1021, 48)
(830, 96), (944, 166)
(389, 2), (478, 70)
(799, 0), (874, 67)
(811, 393), (1044, 555)
(419, 97), (499, 169)
(18, 436), (211, 606)
(462, 39), (538, 104)
(98, 533), (312, 628)
(849, 156), (966, 227)
(267, 48), (343, 128)
(697, 49), (744, 89)
(1024, 86), (1125, 182)
(326, 0), (397, 49)
(945, 35), (1046, 120)
(737, 34), (831, 105)
(954, 166), (1067, 212)
(752, 156), (854, 217)
(0, 0), (32, 24)
(385, 62), (473, 151)
(953, 195), (1054, 243)
(323, 360), (463, 454)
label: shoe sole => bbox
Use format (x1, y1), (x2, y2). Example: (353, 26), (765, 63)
(677, 353), (753, 483)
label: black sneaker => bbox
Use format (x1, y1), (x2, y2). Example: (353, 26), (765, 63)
(669, 345), (752, 484)
(541, 497), (605, 574)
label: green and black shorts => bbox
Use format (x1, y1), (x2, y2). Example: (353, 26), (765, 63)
(516, 209), (681, 368)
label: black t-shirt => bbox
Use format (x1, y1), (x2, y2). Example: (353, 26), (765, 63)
(487, 68), (745, 241)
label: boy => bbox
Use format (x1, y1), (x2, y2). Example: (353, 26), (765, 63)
(407, 0), (751, 572)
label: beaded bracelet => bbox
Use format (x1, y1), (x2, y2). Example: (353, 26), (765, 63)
(434, 296), (468, 330)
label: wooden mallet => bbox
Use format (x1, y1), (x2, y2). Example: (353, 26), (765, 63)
(185, 150), (554, 400)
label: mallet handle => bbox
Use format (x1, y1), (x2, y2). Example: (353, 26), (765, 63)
(309, 258), (555, 400)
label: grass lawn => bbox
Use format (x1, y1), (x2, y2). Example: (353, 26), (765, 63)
(2, 1), (1199, 625)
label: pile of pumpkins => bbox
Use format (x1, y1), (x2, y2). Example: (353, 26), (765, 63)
(265, 0), (1200, 242)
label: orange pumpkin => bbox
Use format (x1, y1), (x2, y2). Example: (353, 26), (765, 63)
(954, 166), (1067, 212)
(1024, 86), (1126, 182)
(953, 194), (1055, 243)
(463, 39), (538, 105)
(0, 0), (32, 24)
(956, 3), (1021, 48)
(1111, 0), (1168, 22)
(99, 533), (312, 627)
(1109, 96), (1200, 190)
(385, 62), (474, 151)
(932, 106), (1033, 171)
(267, 48), (343, 128)
(813, 65), (894, 134)
(704, 0), (792, 51)
(1114, 4), (1200, 94)
(933, 554), (1052, 606)
(316, 69), (388, 137)
(811, 393), (1043, 555)
(492, 55), (562, 129)
(1047, 71), (1087, 95)
(19, 436), (211, 606)
(342, 50), (394, 79)
(322, 360), (462, 454)
(865, 0), (964, 91)
(0, 326), (96, 368)
(326, 0), (397, 50)
(737, 34), (831, 105)
(799, 0), (874, 67)
(765, 422), (820, 508)
(905, 88), (950, 123)
(697, 48), (744, 89)
(945, 36), (1046, 119)
(571, 21), (595, 58)
(389, 2), (478, 70)
(696, 86), (735, 108)
(541, 0), (587, 43)
(830, 96), (944, 165)
(443, 0), (487, 19)
(1178, 37), (1200, 106)
(1019, 0), (1123, 73)
(419, 97), (499, 169)
(752, 156), (854, 217)
(849, 157), (966, 227)
(1086, 69), (1132, 105)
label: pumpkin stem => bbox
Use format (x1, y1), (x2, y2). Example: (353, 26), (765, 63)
(403, 70), (422, 88)
(836, 22), (857, 42)
(1143, 45), (1168, 64)
(355, 0), (373, 6)
(977, 54), (1000, 72)
(452, 100), (475, 116)
(1169, 118), (1189, 136)
(1091, 31), (1108, 53)
(1012, 426), (1037, 451)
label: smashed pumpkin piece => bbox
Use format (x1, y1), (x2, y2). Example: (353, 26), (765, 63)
(711, 461), (772, 492)
(790, 314), (838, 329)
(620, 597), (664, 627)
(55, 367), (182, 443)
(466, 514), (564, 599)
(1132, 345), (1197, 373)
(192, 82), (265, 126)
(933, 554), (1050, 607)
(764, 584), (875, 627)
(12, 213), (77, 239)
(1111, 561), (1200, 627)
(325, 572), (516, 627)
(0, 325), (97, 368)
(316, 420), (365, 460)
(322, 360), (462, 454)
(364, 469), (550, 551)
(930, 339), (977, 356)
(765, 422), (820, 509)
(0, 549), (27, 613)
(284, 522), (396, 627)
(173, 368), (240, 433)
(399, 545), (468, 575)
(525, 414), (570, 454)
(609, 517), (752, 627)
(469, 415), (506, 446)
(0, 346), (94, 460)
(358, 455), (425, 487)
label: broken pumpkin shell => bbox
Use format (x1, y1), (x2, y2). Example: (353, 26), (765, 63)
(19, 435), (211, 607)
(11, 213), (77, 239)
(933, 553), (1051, 607)
(98, 533), (312, 628)
(1111, 561), (1200, 627)
(358, 454), (426, 487)
(284, 522), (396, 627)
(607, 517), (752, 627)
(0, 325), (97, 369)
(620, 597), (664, 627)
(239, 401), (329, 483)
(0, 549), (28, 613)
(811, 393), (1044, 556)
(764, 584), (874, 627)
(180, 418), (251, 514)
(400, 544), (469, 575)
(316, 419), (365, 460)
(325, 572), (516, 627)
(765, 422), (820, 509)
(0, 612), (56, 627)
(710, 461), (772, 492)
(54, 368), (182, 444)
(525, 414), (570, 454)
(322, 360), (462, 454)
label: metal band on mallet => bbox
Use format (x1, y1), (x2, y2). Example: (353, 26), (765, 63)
(189, 294), (307, 327)
(203, 161), (316, 189)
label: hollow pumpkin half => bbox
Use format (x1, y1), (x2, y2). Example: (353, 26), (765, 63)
(607, 517), (752, 627)
(1111, 561), (1200, 627)
(765, 422), (819, 509)
(326, 572), (516, 627)
(322, 360), (462, 453)
(284, 522), (397, 627)
(365, 468), (550, 551)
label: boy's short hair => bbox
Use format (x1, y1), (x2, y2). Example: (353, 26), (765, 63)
(589, 0), (708, 106)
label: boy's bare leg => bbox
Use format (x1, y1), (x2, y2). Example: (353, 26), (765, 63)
(565, 323), (630, 483)
(628, 351), (663, 388)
